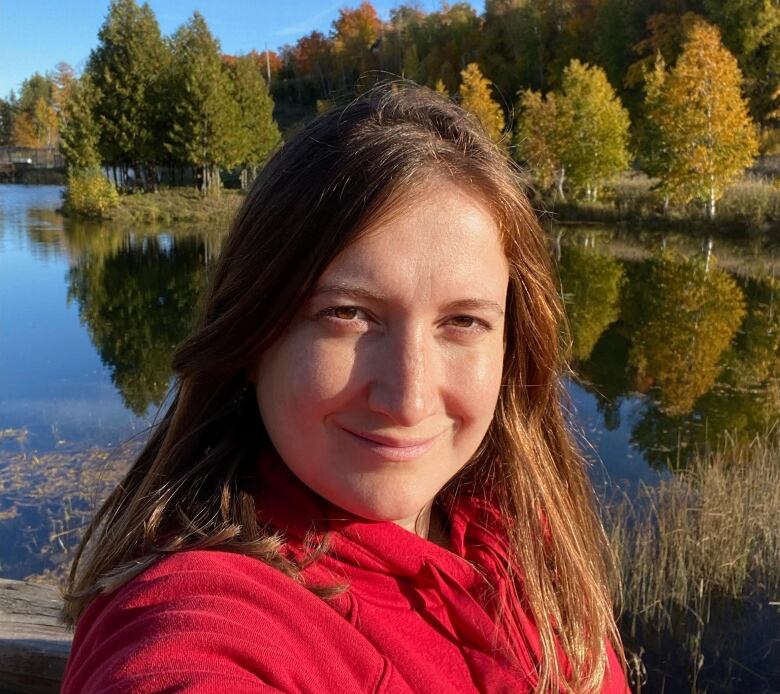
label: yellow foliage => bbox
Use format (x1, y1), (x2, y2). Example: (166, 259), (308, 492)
(65, 169), (119, 217)
(458, 63), (505, 143)
(645, 20), (758, 217)
(515, 89), (560, 190)
(628, 251), (746, 415)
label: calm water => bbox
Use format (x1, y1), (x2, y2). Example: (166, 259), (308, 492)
(2, 185), (779, 691)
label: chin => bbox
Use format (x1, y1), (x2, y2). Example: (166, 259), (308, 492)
(330, 484), (435, 526)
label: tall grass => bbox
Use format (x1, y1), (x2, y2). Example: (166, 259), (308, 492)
(604, 428), (780, 629)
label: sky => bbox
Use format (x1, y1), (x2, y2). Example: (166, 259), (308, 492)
(0, 0), (483, 99)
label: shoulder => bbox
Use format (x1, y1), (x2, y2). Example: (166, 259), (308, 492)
(62, 549), (392, 694)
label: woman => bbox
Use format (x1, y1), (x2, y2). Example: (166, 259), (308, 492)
(61, 82), (629, 693)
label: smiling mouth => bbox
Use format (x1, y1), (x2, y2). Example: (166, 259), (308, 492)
(339, 427), (440, 462)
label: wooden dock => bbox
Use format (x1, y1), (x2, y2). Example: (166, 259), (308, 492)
(0, 579), (71, 694)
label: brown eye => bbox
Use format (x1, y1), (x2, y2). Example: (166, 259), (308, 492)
(332, 306), (359, 320)
(450, 316), (475, 328)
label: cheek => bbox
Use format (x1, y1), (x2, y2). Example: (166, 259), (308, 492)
(256, 331), (358, 425)
(444, 339), (505, 428)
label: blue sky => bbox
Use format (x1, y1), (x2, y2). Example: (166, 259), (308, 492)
(0, 0), (483, 98)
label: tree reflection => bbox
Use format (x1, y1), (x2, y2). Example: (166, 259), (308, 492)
(558, 244), (625, 362)
(621, 251), (745, 416)
(67, 235), (206, 414)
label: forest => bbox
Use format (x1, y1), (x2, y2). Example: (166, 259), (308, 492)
(1, 0), (778, 221)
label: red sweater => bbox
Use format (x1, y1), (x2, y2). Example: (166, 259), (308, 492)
(61, 461), (629, 693)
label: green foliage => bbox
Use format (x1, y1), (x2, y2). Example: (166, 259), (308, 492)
(0, 97), (13, 145)
(516, 60), (630, 200)
(558, 245), (626, 361)
(64, 168), (119, 217)
(702, 0), (780, 122)
(87, 0), (168, 170)
(556, 60), (631, 198)
(67, 237), (206, 414)
(165, 12), (240, 194)
(59, 76), (101, 170)
(226, 55), (282, 188)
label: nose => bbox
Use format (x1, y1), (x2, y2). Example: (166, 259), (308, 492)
(366, 323), (439, 427)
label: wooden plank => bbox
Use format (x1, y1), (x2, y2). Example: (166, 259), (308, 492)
(0, 579), (72, 694)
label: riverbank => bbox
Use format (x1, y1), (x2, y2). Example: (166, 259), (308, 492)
(63, 187), (244, 225)
(539, 174), (780, 239)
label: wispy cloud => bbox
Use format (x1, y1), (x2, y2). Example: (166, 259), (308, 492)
(273, 2), (343, 37)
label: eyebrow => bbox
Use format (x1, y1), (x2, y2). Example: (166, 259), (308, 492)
(312, 282), (505, 316)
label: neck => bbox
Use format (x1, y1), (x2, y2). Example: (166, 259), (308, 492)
(393, 501), (450, 549)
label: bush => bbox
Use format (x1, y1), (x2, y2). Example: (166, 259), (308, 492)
(63, 168), (119, 217)
(718, 177), (780, 229)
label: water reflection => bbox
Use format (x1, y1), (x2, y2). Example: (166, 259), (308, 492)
(66, 234), (206, 414)
(559, 240), (780, 471)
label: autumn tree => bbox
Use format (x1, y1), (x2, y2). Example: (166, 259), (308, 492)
(458, 63), (505, 143)
(644, 20), (758, 218)
(555, 60), (630, 199)
(10, 73), (58, 148)
(332, 2), (381, 89)
(515, 89), (562, 194)
(226, 54), (282, 189)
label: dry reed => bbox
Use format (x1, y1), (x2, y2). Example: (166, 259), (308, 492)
(604, 427), (780, 629)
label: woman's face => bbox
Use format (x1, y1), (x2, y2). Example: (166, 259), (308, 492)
(253, 182), (509, 533)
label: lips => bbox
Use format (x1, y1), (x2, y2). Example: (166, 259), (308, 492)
(339, 426), (441, 462)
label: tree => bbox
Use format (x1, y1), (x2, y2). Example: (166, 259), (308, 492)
(702, 0), (780, 122)
(554, 59), (630, 199)
(87, 0), (168, 189)
(10, 73), (59, 148)
(331, 2), (381, 89)
(59, 76), (102, 171)
(515, 89), (562, 194)
(458, 62), (505, 143)
(0, 97), (13, 145)
(644, 20), (759, 218)
(227, 54), (282, 190)
(166, 12), (241, 195)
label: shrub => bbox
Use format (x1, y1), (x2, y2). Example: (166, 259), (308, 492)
(718, 177), (780, 228)
(63, 168), (119, 217)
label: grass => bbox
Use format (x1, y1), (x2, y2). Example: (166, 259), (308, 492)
(604, 427), (780, 630)
(542, 173), (780, 237)
(63, 187), (245, 225)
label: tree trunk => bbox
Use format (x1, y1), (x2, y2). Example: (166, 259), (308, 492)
(556, 167), (566, 201)
(707, 186), (716, 220)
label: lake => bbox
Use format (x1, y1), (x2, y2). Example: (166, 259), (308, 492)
(1, 184), (778, 692)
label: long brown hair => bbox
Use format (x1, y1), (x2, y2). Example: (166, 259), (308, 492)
(63, 81), (621, 693)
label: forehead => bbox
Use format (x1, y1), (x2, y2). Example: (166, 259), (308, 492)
(317, 184), (509, 299)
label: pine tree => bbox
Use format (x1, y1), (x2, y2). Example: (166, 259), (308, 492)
(458, 62), (505, 143)
(166, 12), (241, 195)
(645, 20), (759, 218)
(87, 0), (168, 189)
(60, 76), (102, 171)
(555, 60), (631, 200)
(226, 54), (282, 190)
